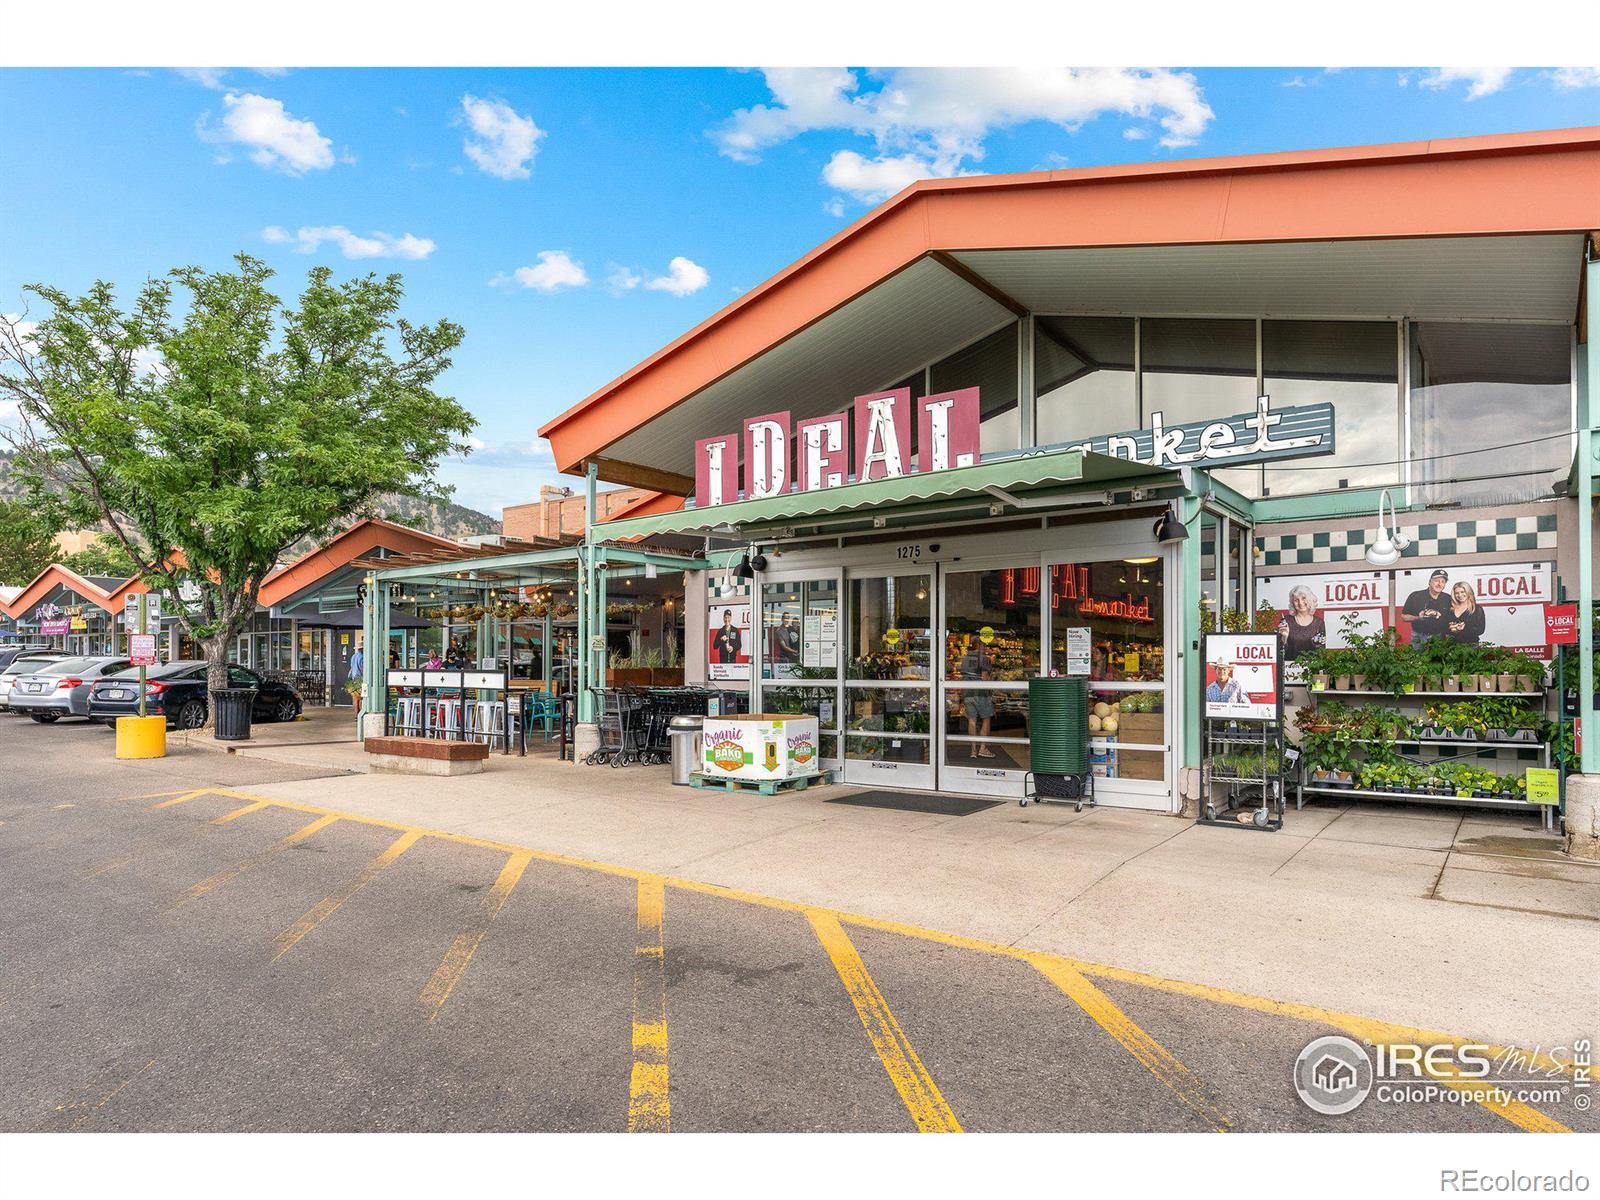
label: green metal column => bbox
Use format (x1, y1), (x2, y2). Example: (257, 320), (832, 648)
(596, 556), (609, 695)
(1581, 253), (1598, 773)
(1179, 494), (1204, 770)
(577, 462), (599, 723)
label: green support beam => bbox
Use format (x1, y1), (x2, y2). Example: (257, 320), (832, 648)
(1179, 493), (1204, 770)
(1581, 253), (1598, 773)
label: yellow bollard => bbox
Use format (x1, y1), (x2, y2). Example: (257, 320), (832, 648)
(115, 715), (168, 759)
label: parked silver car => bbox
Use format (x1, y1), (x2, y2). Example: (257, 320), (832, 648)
(0, 651), (73, 712)
(7, 657), (133, 722)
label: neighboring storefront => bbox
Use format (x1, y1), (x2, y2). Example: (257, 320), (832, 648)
(539, 126), (1599, 812)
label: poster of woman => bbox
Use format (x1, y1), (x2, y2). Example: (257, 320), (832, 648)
(1391, 563), (1549, 656)
(1276, 584), (1327, 659)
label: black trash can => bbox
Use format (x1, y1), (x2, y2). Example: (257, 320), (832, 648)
(211, 688), (254, 741)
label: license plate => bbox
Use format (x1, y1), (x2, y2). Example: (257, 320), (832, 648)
(23, 683), (42, 693)
(105, 690), (132, 700)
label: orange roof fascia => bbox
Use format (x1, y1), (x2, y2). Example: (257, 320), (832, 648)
(256, 518), (464, 608)
(2, 563), (120, 618)
(599, 490), (684, 521)
(540, 125), (1600, 480)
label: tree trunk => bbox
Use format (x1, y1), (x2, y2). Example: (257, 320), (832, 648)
(203, 635), (233, 723)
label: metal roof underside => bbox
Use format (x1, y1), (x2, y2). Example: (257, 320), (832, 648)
(601, 256), (1014, 481)
(952, 235), (1583, 321)
(599, 450), (1182, 541)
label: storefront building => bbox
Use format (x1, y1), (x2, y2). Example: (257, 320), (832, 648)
(536, 127), (1600, 813)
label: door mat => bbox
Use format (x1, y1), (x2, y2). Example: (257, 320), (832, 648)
(825, 790), (1003, 817)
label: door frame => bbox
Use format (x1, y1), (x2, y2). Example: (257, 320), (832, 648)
(838, 565), (938, 791)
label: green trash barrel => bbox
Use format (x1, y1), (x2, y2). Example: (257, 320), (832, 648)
(1028, 677), (1089, 775)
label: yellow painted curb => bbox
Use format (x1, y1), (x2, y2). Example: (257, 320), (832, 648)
(115, 715), (168, 759)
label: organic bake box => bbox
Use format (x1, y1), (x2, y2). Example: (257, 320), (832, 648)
(701, 713), (820, 781)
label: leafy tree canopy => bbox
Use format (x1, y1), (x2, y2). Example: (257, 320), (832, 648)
(0, 497), (58, 586)
(0, 255), (475, 690)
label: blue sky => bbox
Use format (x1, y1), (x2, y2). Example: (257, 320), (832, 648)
(3, 66), (1598, 516)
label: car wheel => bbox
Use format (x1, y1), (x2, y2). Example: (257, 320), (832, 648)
(175, 700), (206, 729)
(273, 696), (299, 723)
(29, 712), (61, 723)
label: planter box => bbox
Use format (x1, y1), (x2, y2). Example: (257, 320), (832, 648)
(1443, 677), (1462, 693)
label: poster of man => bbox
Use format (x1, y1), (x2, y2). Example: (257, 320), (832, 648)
(708, 602), (752, 680)
(1392, 563), (1551, 656)
(1202, 633), (1280, 722)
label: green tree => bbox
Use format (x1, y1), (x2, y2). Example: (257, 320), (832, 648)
(0, 255), (475, 699)
(0, 497), (59, 586)
(58, 533), (139, 579)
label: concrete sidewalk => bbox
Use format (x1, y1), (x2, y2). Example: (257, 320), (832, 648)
(173, 748), (1599, 1050)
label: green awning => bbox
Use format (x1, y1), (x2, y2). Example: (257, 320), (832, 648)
(598, 449), (1185, 541)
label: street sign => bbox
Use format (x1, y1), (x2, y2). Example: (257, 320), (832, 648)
(129, 633), (158, 666)
(125, 592), (162, 624)
(1544, 603), (1579, 646)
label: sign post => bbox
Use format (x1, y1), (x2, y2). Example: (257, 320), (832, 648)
(138, 594), (148, 718)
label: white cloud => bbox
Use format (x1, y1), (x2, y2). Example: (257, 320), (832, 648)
(131, 346), (165, 378)
(459, 95), (544, 180)
(492, 251), (589, 294)
(1122, 127), (1149, 140)
(713, 67), (1215, 207)
(1415, 68), (1514, 100)
(607, 265), (643, 293)
(200, 92), (335, 175)
(821, 150), (933, 203)
(1551, 67), (1600, 89)
(177, 68), (228, 90)
(262, 224), (436, 260)
(643, 256), (710, 297)
(2, 313), (39, 354)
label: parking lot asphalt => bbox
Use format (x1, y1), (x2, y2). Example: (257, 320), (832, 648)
(0, 719), (1591, 1133)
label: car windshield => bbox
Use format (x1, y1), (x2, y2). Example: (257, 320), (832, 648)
(33, 658), (97, 675)
(105, 662), (204, 681)
(6, 658), (60, 676)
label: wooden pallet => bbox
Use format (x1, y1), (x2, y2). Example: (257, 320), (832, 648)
(688, 770), (832, 796)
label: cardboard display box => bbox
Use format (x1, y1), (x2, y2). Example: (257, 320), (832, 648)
(701, 713), (820, 781)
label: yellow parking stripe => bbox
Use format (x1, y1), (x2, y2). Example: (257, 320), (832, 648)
(1027, 952), (1234, 1131)
(148, 788), (1577, 1133)
(272, 829), (423, 963)
(417, 850), (531, 1018)
(628, 876), (671, 1133)
(144, 790), (205, 812)
(211, 800), (270, 825)
(168, 814), (339, 910)
(808, 909), (961, 1133)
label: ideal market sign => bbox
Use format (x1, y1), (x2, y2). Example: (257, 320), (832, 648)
(692, 389), (1334, 508)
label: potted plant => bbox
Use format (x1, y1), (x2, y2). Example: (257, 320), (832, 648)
(1252, 598), (1280, 634)
(1300, 648), (1333, 692)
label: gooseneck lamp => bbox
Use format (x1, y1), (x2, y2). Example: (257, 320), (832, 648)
(1364, 489), (1411, 567)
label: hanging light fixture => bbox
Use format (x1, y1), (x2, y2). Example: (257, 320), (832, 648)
(1152, 508), (1189, 545)
(733, 553), (755, 580)
(1365, 489), (1411, 567)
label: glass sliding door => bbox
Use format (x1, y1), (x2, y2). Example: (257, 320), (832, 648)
(844, 571), (934, 788)
(940, 563), (1042, 797)
(1045, 553), (1172, 808)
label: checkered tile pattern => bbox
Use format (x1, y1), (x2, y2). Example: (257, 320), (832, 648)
(1256, 513), (1556, 567)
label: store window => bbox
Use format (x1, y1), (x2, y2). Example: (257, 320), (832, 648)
(847, 574), (932, 681)
(1199, 512), (1219, 632)
(1141, 318), (1259, 496)
(1034, 316), (1137, 449)
(1409, 322), (1572, 506)
(929, 323), (1020, 455)
(760, 579), (840, 680)
(1048, 558), (1166, 782)
(1261, 320), (1398, 497)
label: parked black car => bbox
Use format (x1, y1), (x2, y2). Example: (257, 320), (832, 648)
(88, 661), (303, 728)
(0, 643), (54, 673)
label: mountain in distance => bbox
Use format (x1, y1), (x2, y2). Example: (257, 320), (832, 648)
(0, 451), (501, 544)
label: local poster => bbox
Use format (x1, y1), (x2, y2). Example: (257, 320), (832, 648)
(1391, 562), (1551, 657)
(1203, 633), (1280, 722)
(708, 600), (752, 681)
(1256, 571), (1389, 656)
